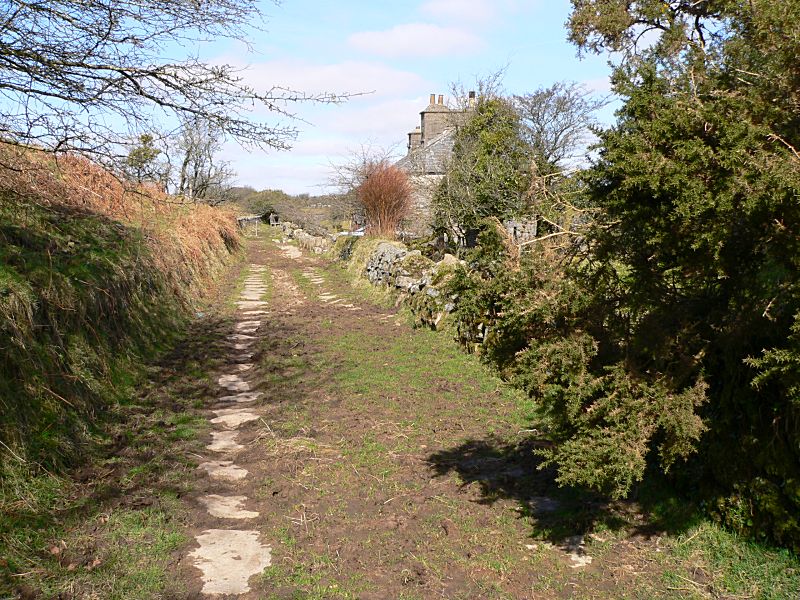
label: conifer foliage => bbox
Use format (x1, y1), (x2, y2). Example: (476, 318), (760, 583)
(568, 0), (800, 548)
(444, 1), (800, 550)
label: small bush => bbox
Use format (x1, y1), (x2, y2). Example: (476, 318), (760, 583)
(356, 162), (411, 238)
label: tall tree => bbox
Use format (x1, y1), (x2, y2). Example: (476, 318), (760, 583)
(433, 97), (531, 245)
(555, 0), (800, 548)
(512, 82), (608, 169)
(173, 117), (234, 203)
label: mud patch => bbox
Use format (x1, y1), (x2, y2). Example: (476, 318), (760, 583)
(279, 244), (302, 259)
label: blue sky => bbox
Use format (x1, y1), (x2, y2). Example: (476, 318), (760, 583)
(215, 0), (617, 194)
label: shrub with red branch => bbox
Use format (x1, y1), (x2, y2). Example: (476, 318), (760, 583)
(356, 161), (411, 238)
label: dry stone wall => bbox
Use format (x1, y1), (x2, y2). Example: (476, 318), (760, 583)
(334, 236), (463, 328)
(274, 222), (333, 254)
(276, 222), (464, 328)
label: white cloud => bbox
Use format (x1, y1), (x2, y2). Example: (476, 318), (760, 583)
(226, 146), (333, 194)
(325, 96), (428, 138)
(348, 23), (482, 58)
(420, 0), (496, 23)
(582, 76), (613, 94)
(214, 58), (427, 100)
(286, 137), (354, 158)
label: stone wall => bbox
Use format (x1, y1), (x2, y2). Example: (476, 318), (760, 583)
(274, 222), (333, 254)
(333, 236), (463, 328)
(503, 219), (538, 244)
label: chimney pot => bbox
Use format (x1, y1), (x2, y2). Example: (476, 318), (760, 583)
(438, 94), (444, 105)
(429, 93), (436, 105)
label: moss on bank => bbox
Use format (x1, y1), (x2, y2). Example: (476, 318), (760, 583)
(0, 146), (240, 595)
(0, 195), (236, 473)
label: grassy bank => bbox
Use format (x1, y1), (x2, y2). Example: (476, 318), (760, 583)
(0, 145), (240, 595)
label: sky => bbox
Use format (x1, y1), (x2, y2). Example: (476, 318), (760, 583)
(211, 0), (618, 195)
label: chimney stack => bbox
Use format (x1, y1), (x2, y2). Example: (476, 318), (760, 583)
(438, 94), (444, 105)
(468, 91), (476, 108)
(429, 93), (436, 105)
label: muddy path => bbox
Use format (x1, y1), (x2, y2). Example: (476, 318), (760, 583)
(169, 234), (690, 600)
(5, 233), (797, 600)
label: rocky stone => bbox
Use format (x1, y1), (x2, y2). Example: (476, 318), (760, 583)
(235, 301), (267, 310)
(217, 391), (262, 404)
(438, 253), (460, 267)
(198, 460), (247, 481)
(364, 242), (408, 285)
(189, 529), (271, 595)
(235, 320), (261, 333)
(199, 495), (259, 519)
(207, 430), (243, 453)
(211, 409), (260, 429)
(395, 276), (420, 292)
(218, 374), (250, 392)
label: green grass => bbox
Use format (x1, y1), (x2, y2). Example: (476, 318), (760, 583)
(260, 555), (373, 600)
(324, 261), (398, 308)
(664, 521), (800, 599)
(322, 327), (525, 439)
(0, 460), (190, 599)
(0, 196), (191, 473)
(285, 236), (800, 599)
(0, 214), (244, 597)
(43, 503), (187, 600)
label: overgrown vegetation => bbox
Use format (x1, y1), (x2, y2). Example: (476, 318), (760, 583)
(430, 1), (800, 551)
(0, 143), (238, 483)
(433, 97), (531, 245)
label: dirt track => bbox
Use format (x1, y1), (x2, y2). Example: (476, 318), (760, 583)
(170, 236), (686, 600)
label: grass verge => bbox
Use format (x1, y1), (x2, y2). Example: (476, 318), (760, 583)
(0, 146), (242, 597)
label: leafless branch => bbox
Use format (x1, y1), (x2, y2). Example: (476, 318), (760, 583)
(0, 0), (354, 161)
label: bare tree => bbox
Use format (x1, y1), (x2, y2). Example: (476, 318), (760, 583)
(512, 82), (610, 168)
(171, 117), (234, 203)
(0, 1), (347, 159)
(447, 67), (508, 111)
(328, 144), (400, 228)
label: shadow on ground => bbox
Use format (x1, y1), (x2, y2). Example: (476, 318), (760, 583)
(426, 436), (700, 544)
(2, 296), (340, 596)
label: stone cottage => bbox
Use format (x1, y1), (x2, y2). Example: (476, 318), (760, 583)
(396, 92), (476, 235)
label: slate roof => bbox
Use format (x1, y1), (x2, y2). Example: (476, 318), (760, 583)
(395, 129), (455, 176)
